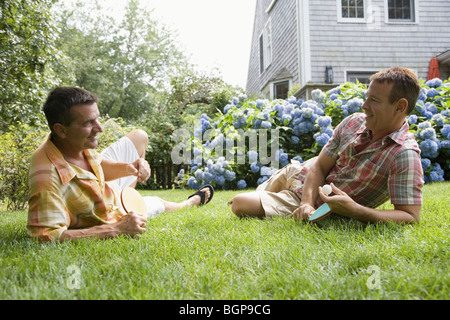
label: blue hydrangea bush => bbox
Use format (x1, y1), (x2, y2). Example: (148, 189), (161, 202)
(176, 78), (450, 189)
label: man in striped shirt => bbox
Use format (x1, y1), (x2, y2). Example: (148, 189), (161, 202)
(229, 67), (424, 224)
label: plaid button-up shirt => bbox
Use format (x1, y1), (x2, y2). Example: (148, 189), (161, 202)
(297, 113), (424, 208)
(27, 134), (125, 242)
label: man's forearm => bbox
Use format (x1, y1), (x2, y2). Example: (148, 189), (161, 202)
(300, 164), (327, 207)
(59, 212), (147, 242)
(59, 224), (120, 242)
(101, 159), (134, 182)
(341, 203), (420, 224)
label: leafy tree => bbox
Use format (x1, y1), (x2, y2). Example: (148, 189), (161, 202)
(55, 0), (186, 120)
(0, 0), (61, 132)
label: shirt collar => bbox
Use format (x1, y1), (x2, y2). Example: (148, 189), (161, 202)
(356, 120), (410, 145)
(44, 134), (76, 185)
(43, 134), (100, 185)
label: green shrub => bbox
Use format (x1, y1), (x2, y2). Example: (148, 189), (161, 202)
(0, 122), (47, 210)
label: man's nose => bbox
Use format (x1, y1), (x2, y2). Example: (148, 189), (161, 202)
(94, 119), (103, 132)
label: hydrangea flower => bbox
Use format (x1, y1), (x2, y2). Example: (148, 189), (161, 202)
(291, 136), (300, 144)
(408, 114), (418, 125)
(314, 132), (331, 147)
(346, 98), (364, 114)
(237, 180), (247, 189)
(427, 163), (445, 183)
(311, 89), (326, 103)
(420, 139), (439, 158)
(426, 88), (438, 98)
(261, 121), (272, 129)
(257, 176), (269, 186)
(224, 104), (234, 114)
(421, 158), (431, 171)
(302, 107), (315, 119)
(317, 116), (332, 128)
(425, 78), (443, 88)
(419, 127), (437, 140)
(250, 162), (260, 173)
(187, 177), (199, 189)
(441, 124), (450, 139)
(224, 170), (236, 181)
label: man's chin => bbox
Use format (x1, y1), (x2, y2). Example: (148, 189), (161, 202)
(85, 139), (98, 149)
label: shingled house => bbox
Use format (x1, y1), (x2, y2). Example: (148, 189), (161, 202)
(246, 0), (450, 100)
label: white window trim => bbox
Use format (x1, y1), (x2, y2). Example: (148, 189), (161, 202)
(259, 19), (273, 74)
(266, 0), (278, 14)
(337, 0), (371, 24)
(384, 0), (419, 25)
(345, 70), (378, 83)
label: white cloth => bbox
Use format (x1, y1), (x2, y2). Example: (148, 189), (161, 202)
(143, 196), (165, 218)
(101, 136), (165, 217)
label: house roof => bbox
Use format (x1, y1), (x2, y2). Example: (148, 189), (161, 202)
(437, 49), (450, 65)
(269, 68), (293, 82)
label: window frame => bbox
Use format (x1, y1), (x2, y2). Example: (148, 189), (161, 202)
(385, 0), (419, 24)
(259, 19), (273, 74)
(337, 0), (370, 24)
(345, 70), (378, 84)
(273, 80), (290, 100)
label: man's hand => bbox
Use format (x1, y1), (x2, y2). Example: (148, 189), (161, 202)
(115, 212), (148, 236)
(293, 203), (316, 222)
(128, 158), (151, 183)
(318, 183), (359, 217)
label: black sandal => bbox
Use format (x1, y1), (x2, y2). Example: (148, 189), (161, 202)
(188, 184), (214, 205)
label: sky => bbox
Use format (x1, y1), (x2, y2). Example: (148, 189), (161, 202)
(93, 0), (257, 89)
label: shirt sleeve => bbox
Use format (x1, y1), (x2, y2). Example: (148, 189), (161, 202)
(27, 190), (70, 242)
(388, 149), (424, 206)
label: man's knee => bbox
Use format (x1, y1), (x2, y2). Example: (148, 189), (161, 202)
(126, 129), (148, 157)
(228, 193), (264, 218)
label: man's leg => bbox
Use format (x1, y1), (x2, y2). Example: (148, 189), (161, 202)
(228, 192), (265, 218)
(124, 129), (148, 188)
(228, 163), (303, 218)
(145, 186), (213, 216)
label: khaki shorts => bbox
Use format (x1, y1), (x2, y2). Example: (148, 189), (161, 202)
(256, 158), (316, 218)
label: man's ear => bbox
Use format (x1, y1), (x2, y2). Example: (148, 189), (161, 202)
(53, 123), (67, 139)
(396, 98), (408, 114)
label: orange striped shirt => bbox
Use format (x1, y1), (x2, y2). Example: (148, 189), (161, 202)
(27, 134), (125, 242)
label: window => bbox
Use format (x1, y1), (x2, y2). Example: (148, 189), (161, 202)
(274, 81), (290, 100)
(259, 20), (272, 74)
(387, 0), (415, 22)
(341, 0), (365, 19)
(347, 71), (376, 84)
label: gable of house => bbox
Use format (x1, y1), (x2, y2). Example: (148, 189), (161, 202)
(247, 0), (450, 99)
(246, 0), (299, 99)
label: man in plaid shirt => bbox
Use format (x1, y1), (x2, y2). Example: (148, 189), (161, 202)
(229, 67), (424, 224)
(27, 87), (213, 242)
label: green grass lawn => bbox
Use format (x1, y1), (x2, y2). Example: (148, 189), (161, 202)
(0, 182), (449, 300)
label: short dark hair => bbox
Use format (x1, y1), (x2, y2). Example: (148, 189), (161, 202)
(43, 87), (98, 134)
(369, 67), (421, 115)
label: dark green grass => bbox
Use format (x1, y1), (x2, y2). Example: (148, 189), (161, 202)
(0, 183), (449, 300)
